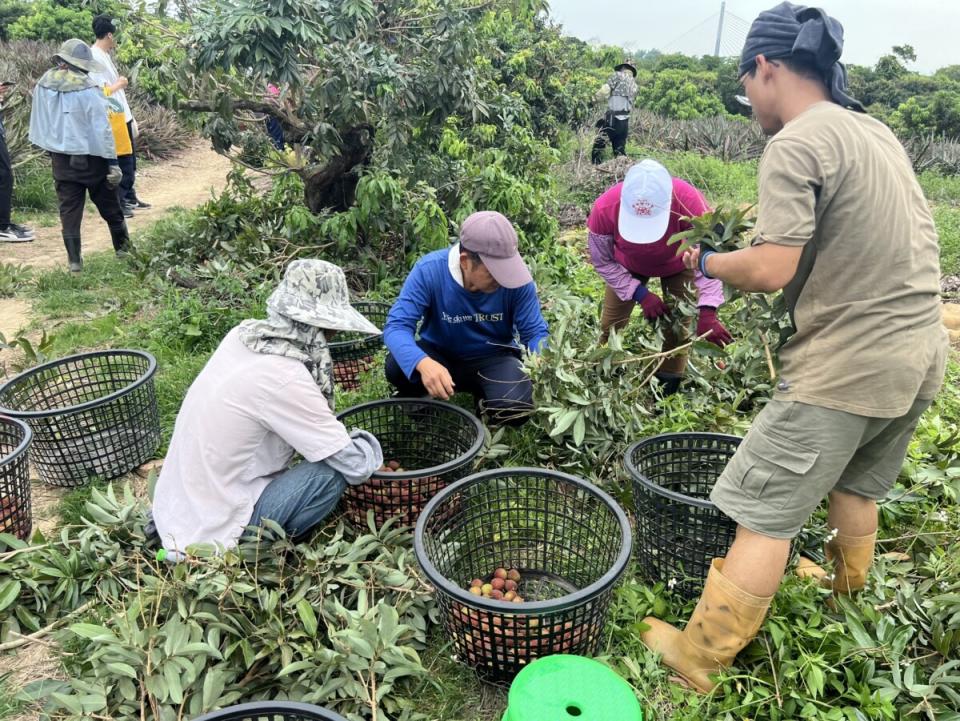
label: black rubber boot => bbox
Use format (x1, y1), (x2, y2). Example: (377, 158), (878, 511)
(109, 222), (131, 257)
(63, 235), (83, 273)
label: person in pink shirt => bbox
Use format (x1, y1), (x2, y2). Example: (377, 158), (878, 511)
(587, 159), (732, 394)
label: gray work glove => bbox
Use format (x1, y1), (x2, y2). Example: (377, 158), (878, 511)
(106, 164), (123, 188)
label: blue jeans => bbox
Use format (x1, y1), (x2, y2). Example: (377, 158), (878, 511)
(249, 460), (347, 539)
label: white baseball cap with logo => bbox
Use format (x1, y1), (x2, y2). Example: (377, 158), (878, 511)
(617, 159), (673, 244)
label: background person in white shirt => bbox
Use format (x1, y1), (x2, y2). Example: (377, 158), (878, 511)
(152, 260), (384, 556)
(90, 14), (149, 216)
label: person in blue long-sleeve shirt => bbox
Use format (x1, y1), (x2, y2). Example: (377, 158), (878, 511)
(384, 211), (549, 426)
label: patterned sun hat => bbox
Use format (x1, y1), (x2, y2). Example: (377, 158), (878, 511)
(53, 39), (105, 74)
(267, 259), (380, 334)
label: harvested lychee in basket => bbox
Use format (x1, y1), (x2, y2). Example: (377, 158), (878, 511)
(415, 468), (632, 684)
(328, 301), (391, 391)
(335, 399), (484, 528)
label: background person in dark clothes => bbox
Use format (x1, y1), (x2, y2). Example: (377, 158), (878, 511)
(28, 39), (129, 273)
(0, 81), (34, 242)
(383, 211), (549, 426)
(91, 15), (150, 216)
(592, 60), (638, 164)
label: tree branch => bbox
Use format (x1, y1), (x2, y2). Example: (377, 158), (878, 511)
(179, 98), (307, 135)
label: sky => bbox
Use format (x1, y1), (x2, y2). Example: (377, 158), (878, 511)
(546, 0), (960, 74)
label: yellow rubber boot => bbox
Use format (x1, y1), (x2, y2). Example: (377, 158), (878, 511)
(640, 559), (773, 693)
(795, 532), (876, 594)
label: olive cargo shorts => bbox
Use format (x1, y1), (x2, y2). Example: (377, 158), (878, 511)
(710, 398), (931, 539)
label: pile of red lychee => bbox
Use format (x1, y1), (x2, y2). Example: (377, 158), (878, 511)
(466, 567), (524, 602)
(341, 460), (445, 527)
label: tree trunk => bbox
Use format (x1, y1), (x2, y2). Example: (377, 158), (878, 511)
(301, 125), (375, 213)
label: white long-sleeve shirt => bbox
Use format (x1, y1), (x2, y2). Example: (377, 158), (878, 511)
(152, 328), (381, 553)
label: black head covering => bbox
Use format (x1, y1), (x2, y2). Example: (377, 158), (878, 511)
(738, 1), (864, 112)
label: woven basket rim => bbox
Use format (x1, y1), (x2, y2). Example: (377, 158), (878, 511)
(0, 349), (157, 419)
(414, 466), (633, 613)
(190, 700), (348, 721)
(624, 431), (743, 510)
(0, 415), (32, 466)
(336, 397), (485, 480)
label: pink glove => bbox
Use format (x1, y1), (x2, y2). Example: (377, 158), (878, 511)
(697, 307), (733, 347)
(632, 285), (669, 320)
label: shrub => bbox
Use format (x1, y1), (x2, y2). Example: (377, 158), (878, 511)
(7, 1), (93, 42)
(0, 0), (29, 40)
(636, 68), (725, 119)
(894, 90), (960, 140)
(113, 15), (189, 105)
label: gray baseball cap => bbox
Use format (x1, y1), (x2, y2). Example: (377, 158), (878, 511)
(459, 211), (533, 289)
(53, 39), (105, 74)
(267, 259), (380, 335)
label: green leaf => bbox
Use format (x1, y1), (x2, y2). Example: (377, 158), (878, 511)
(202, 667), (227, 710)
(296, 599), (318, 636)
(845, 614), (875, 650)
(572, 412), (586, 446)
(551, 409), (578, 436)
(0, 579), (21, 612)
(164, 662), (184, 704)
(277, 659), (316, 678)
(70, 623), (118, 642)
(106, 662), (138, 679)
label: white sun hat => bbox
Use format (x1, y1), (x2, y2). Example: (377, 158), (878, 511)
(617, 159), (673, 244)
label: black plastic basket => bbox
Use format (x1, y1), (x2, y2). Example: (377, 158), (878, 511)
(625, 432), (740, 599)
(328, 301), (391, 391)
(335, 398), (485, 528)
(0, 416), (32, 539)
(192, 702), (347, 721)
(415, 468), (632, 684)
(0, 350), (161, 487)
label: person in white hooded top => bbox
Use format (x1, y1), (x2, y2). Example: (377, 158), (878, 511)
(152, 260), (384, 557)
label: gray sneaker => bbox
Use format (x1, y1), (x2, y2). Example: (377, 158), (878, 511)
(0, 224), (34, 242)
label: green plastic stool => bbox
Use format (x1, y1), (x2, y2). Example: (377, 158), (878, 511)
(501, 655), (643, 721)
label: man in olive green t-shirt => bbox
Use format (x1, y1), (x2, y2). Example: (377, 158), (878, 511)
(640, 1), (948, 694)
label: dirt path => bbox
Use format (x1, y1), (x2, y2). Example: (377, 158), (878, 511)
(0, 140), (230, 342)
(2, 140), (230, 273)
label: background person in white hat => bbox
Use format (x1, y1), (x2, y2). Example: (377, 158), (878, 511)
(152, 260), (384, 557)
(587, 159), (732, 395)
(383, 210), (549, 426)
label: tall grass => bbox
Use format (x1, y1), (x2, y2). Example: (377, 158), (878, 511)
(12, 157), (57, 212)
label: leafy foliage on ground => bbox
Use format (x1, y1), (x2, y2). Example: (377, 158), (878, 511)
(1, 487), (437, 720)
(4, 6), (960, 720)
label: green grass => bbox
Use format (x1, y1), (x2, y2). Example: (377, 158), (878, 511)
(30, 255), (146, 321)
(0, 676), (23, 719)
(413, 636), (507, 720)
(920, 170), (960, 206)
(57, 479), (111, 527)
(12, 158), (58, 213)
(630, 146), (758, 207)
(934, 205), (960, 275)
